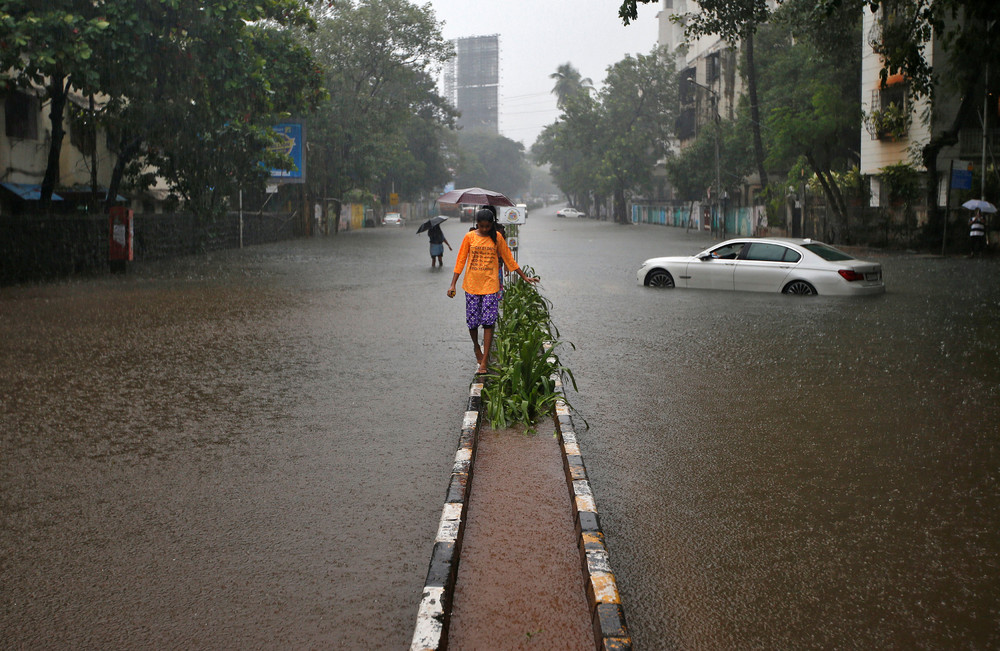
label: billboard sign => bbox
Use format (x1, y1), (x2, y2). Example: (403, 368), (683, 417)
(269, 123), (305, 183)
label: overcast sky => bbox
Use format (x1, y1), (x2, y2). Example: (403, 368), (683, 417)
(425, 0), (662, 149)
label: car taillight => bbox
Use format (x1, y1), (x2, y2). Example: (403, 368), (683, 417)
(838, 269), (865, 281)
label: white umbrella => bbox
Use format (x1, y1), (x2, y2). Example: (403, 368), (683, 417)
(961, 199), (997, 213)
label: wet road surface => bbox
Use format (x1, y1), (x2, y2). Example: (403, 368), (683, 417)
(1, 231), (473, 648)
(518, 210), (1000, 649)
(3, 208), (998, 649)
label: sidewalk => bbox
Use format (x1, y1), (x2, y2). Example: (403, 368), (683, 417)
(410, 375), (632, 650)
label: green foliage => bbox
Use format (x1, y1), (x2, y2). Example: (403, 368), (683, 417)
(482, 268), (577, 435)
(301, 0), (454, 203)
(453, 131), (530, 199)
(0, 0), (323, 216)
(549, 63), (593, 110)
(665, 116), (752, 202)
(880, 161), (922, 204)
(864, 101), (911, 141)
(534, 47), (678, 221)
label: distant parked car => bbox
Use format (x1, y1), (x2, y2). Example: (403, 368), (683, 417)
(460, 205), (477, 222)
(637, 238), (885, 296)
(556, 207), (585, 218)
(382, 212), (403, 226)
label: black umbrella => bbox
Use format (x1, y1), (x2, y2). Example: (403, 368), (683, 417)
(416, 215), (449, 234)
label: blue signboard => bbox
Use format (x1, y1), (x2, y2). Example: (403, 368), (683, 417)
(951, 168), (972, 190)
(269, 123), (305, 183)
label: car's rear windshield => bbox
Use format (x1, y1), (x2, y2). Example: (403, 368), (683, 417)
(802, 242), (855, 261)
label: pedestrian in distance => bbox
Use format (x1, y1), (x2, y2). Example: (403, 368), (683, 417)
(447, 209), (539, 375)
(427, 222), (451, 268)
(969, 209), (987, 257)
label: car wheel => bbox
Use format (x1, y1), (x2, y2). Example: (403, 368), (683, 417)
(646, 269), (675, 288)
(783, 280), (816, 295)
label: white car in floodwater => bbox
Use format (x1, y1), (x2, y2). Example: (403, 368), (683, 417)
(637, 238), (885, 296)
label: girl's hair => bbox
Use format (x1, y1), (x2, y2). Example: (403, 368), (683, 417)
(475, 208), (498, 243)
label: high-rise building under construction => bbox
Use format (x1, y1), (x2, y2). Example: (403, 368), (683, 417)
(443, 35), (499, 133)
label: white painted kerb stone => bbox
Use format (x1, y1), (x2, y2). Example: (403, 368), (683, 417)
(435, 502), (462, 543)
(410, 586), (445, 650)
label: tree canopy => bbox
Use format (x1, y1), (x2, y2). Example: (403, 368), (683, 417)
(0, 0), (323, 217)
(453, 130), (530, 199)
(301, 0), (455, 207)
(534, 48), (678, 221)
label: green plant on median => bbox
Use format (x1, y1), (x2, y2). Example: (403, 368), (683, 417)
(482, 267), (578, 434)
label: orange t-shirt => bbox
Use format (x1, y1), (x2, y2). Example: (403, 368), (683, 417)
(453, 231), (519, 295)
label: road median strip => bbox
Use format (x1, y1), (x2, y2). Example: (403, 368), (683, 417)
(410, 369), (632, 650)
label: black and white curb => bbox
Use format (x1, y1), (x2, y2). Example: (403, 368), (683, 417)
(410, 379), (482, 650)
(550, 357), (633, 650)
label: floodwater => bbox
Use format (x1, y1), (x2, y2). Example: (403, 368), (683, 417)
(518, 211), (1000, 649)
(1, 231), (474, 648)
(3, 209), (998, 649)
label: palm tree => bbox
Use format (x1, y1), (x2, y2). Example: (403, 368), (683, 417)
(549, 63), (594, 110)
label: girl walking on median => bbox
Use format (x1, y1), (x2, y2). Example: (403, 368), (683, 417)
(447, 209), (539, 374)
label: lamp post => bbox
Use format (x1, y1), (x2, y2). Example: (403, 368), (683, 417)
(689, 79), (722, 238)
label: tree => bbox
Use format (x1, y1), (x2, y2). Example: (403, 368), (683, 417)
(532, 85), (601, 211)
(621, 0), (771, 195)
(377, 99), (457, 203)
(535, 49), (678, 220)
(301, 0), (454, 212)
(0, 1), (111, 212)
(754, 2), (862, 236)
(0, 0), (323, 219)
(593, 48), (679, 223)
(117, 21), (323, 221)
(666, 114), (751, 205)
(453, 131), (530, 199)
(549, 63), (593, 110)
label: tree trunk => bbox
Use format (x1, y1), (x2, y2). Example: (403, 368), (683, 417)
(743, 29), (769, 195)
(806, 153), (849, 238)
(614, 186), (627, 223)
(922, 87), (976, 243)
(105, 134), (144, 212)
(40, 74), (70, 214)
(89, 94), (100, 211)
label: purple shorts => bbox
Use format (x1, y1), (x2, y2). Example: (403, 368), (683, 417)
(465, 292), (500, 329)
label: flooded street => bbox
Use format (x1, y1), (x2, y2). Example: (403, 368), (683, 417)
(519, 211), (1000, 649)
(1, 232), (472, 648)
(2, 208), (998, 649)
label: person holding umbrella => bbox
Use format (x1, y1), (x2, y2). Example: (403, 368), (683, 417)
(416, 216), (452, 267)
(447, 208), (539, 374)
(961, 199), (995, 257)
(969, 208), (987, 256)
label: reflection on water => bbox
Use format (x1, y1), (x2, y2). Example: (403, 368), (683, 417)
(3, 217), (997, 649)
(520, 221), (1000, 649)
(0, 232), (471, 648)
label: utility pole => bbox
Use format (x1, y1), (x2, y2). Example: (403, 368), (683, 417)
(690, 79), (722, 238)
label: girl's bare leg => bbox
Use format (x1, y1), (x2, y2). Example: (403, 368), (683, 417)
(468, 328), (483, 364)
(477, 326), (493, 374)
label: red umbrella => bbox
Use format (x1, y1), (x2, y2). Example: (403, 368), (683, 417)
(436, 186), (514, 207)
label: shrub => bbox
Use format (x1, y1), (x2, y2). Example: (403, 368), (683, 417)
(482, 267), (577, 434)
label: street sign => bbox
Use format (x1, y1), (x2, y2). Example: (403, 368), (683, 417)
(951, 159), (973, 190)
(500, 205), (525, 224)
